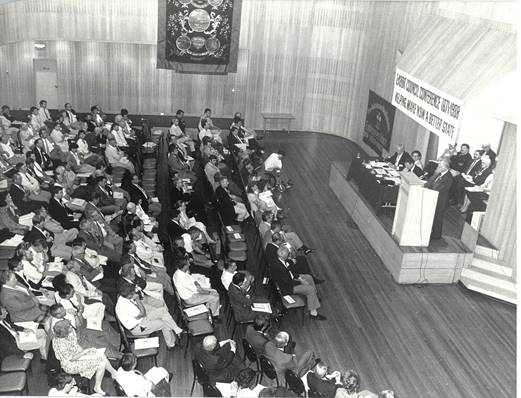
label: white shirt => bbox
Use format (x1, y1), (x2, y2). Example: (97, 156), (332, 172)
(0, 115), (12, 129)
(115, 368), (153, 397)
(199, 128), (213, 142)
(76, 138), (90, 155)
(112, 128), (128, 147)
(181, 233), (194, 253)
(0, 142), (15, 158)
(37, 107), (51, 124)
(169, 124), (184, 138)
(394, 152), (404, 167)
(48, 386), (85, 396)
(237, 385), (266, 397)
(264, 153), (282, 171)
(221, 270), (236, 291)
(115, 296), (142, 330)
(172, 269), (198, 300)
(22, 259), (44, 284)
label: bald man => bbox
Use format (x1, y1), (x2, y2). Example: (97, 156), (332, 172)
(424, 159), (454, 240)
(194, 335), (245, 383)
(264, 331), (316, 379)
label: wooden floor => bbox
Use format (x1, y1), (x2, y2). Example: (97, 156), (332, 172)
(25, 131), (515, 398)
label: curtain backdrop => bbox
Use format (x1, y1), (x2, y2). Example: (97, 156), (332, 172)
(480, 123), (517, 277)
(0, 0), (515, 148)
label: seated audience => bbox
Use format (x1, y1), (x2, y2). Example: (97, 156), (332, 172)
(270, 246), (326, 320)
(172, 258), (220, 318)
(115, 283), (183, 349)
(264, 331), (315, 378)
(52, 320), (117, 396)
(116, 352), (171, 397)
(228, 272), (271, 322)
(215, 176), (250, 223)
(48, 372), (86, 397)
(194, 335), (244, 383)
(221, 261), (254, 291)
(307, 361), (343, 396)
(236, 368), (266, 397)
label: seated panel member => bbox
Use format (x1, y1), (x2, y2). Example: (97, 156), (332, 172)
(264, 331), (315, 379)
(385, 144), (412, 171)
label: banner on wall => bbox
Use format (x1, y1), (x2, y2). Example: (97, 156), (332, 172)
(392, 68), (463, 142)
(157, 0), (242, 74)
(363, 90), (396, 155)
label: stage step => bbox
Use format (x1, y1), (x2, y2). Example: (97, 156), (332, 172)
(460, 267), (516, 305)
(474, 244), (500, 259)
(471, 254), (513, 278)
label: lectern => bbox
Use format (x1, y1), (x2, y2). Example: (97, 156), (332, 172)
(392, 171), (438, 246)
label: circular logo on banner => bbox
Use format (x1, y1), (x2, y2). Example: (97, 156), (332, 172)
(176, 35), (191, 51)
(188, 9), (211, 32)
(192, 0), (209, 8)
(205, 37), (220, 52)
(191, 36), (206, 50)
(208, 0), (224, 6)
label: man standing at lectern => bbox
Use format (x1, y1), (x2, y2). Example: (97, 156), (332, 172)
(424, 159), (453, 240)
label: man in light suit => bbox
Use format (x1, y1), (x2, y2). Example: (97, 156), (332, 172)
(424, 159), (454, 240)
(0, 270), (49, 324)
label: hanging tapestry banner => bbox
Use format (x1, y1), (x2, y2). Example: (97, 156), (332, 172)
(157, 0), (242, 74)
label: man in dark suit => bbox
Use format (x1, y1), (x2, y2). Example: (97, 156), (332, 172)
(125, 174), (161, 216)
(306, 362), (343, 396)
(193, 335), (245, 383)
(385, 144), (412, 171)
(167, 210), (188, 240)
(404, 159), (423, 178)
(93, 175), (122, 214)
(228, 273), (272, 322)
(450, 143), (472, 173)
(452, 155), (493, 205)
(33, 139), (54, 170)
(264, 331), (315, 379)
(269, 246), (325, 320)
(424, 160), (454, 240)
(9, 174), (44, 214)
(48, 186), (80, 229)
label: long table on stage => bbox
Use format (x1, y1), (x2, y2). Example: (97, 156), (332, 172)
(347, 158), (398, 213)
(330, 161), (473, 284)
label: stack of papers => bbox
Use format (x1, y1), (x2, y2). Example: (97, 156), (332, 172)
(18, 330), (38, 345)
(283, 295), (296, 304)
(144, 367), (169, 384)
(0, 234), (24, 247)
(233, 233), (242, 240)
(192, 274), (211, 289)
(183, 304), (208, 317)
(113, 191), (124, 199)
(135, 337), (160, 350)
(70, 198), (86, 207)
(83, 302), (105, 331)
(252, 303), (272, 314)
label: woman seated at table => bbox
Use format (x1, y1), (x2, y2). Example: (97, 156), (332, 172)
(52, 319), (117, 396)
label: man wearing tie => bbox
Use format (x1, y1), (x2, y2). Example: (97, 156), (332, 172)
(424, 160), (453, 240)
(37, 100), (52, 126)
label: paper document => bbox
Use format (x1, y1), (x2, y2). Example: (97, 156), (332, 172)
(83, 302), (105, 331)
(134, 336), (159, 350)
(183, 304), (208, 317)
(145, 367), (169, 384)
(113, 191), (124, 199)
(18, 330), (38, 345)
(252, 303), (272, 313)
(283, 295), (296, 304)
(46, 262), (63, 273)
(233, 233), (242, 240)
(0, 234), (24, 247)
(70, 198), (86, 207)
(151, 197), (159, 203)
(15, 321), (39, 332)
(192, 273), (211, 289)
(226, 226), (233, 232)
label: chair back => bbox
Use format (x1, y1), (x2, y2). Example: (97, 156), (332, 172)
(242, 339), (258, 363)
(202, 383), (223, 397)
(285, 369), (305, 396)
(192, 359), (210, 384)
(113, 379), (126, 397)
(114, 312), (131, 351)
(259, 355), (277, 380)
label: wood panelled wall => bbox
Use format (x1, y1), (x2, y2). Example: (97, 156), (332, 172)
(0, 0), (515, 149)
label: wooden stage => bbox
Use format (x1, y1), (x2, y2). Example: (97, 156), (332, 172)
(329, 161), (473, 284)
